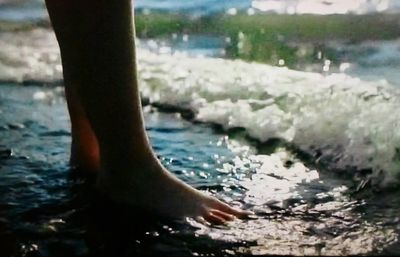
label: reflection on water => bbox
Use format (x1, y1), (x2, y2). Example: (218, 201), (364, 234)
(0, 85), (399, 256)
(193, 152), (398, 255)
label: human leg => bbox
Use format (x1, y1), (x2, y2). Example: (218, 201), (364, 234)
(66, 84), (100, 173)
(45, 0), (250, 222)
(45, 0), (100, 173)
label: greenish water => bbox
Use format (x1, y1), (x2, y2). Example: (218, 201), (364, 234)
(4, 11), (399, 73)
(134, 13), (400, 70)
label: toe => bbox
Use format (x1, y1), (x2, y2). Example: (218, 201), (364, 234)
(209, 198), (253, 218)
(203, 211), (226, 225)
(210, 209), (235, 221)
(195, 216), (211, 226)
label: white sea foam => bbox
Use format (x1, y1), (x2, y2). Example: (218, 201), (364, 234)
(137, 50), (400, 187)
(1, 28), (400, 187)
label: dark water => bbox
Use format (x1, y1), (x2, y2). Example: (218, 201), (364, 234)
(0, 84), (242, 257)
(1, 84), (400, 256)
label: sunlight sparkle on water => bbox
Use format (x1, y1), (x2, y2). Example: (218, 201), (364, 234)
(188, 150), (397, 256)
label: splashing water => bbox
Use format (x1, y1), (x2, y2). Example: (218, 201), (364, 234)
(1, 28), (400, 189)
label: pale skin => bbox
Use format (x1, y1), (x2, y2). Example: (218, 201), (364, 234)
(44, 0), (251, 224)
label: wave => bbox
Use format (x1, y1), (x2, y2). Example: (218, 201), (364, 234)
(1, 28), (400, 188)
(138, 51), (400, 188)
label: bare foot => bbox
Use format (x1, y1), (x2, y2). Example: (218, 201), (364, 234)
(47, 0), (250, 225)
(96, 155), (251, 224)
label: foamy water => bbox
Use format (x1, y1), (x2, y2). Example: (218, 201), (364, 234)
(1, 28), (400, 188)
(137, 47), (400, 189)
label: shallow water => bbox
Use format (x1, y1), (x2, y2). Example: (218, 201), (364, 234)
(1, 84), (400, 256)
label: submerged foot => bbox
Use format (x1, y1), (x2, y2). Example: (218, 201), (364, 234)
(97, 156), (251, 224)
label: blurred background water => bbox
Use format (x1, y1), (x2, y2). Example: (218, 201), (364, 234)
(3, 0), (400, 82)
(1, 0), (400, 256)
(3, 0), (400, 20)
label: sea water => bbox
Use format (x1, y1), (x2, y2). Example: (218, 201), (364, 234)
(1, 26), (400, 256)
(3, 0), (400, 21)
(0, 0), (251, 22)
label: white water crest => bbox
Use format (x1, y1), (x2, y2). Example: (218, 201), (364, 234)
(137, 49), (400, 188)
(1, 28), (400, 187)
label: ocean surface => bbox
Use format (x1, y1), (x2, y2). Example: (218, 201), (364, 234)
(1, 1), (400, 256)
(1, 82), (400, 256)
(3, 0), (400, 21)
